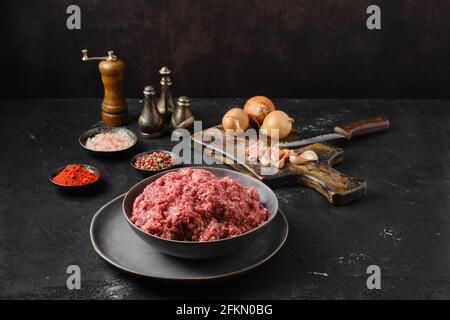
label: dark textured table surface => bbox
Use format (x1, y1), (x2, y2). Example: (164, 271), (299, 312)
(1, 99), (449, 300)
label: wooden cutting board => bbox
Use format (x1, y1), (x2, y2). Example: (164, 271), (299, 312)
(192, 126), (366, 205)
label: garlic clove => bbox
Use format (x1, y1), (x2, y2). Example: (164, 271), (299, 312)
(289, 150), (319, 165)
(270, 147), (281, 163)
(275, 157), (286, 169)
(260, 153), (271, 167)
(247, 143), (259, 160)
(257, 140), (266, 158)
(247, 154), (258, 163)
(299, 150), (319, 162)
(288, 150), (296, 163)
(290, 155), (308, 165)
(247, 140), (269, 164)
(281, 149), (291, 159)
(274, 149), (290, 168)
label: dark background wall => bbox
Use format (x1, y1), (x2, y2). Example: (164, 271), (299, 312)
(2, 0), (450, 99)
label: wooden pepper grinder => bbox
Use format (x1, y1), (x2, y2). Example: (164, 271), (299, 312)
(81, 49), (128, 127)
(171, 96), (195, 133)
(157, 67), (176, 122)
(138, 85), (164, 138)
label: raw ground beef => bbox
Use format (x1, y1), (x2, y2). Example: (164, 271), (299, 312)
(130, 168), (269, 242)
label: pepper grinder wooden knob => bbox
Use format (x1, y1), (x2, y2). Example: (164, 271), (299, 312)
(82, 49), (129, 127)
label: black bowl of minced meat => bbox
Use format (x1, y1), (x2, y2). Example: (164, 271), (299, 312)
(123, 167), (279, 259)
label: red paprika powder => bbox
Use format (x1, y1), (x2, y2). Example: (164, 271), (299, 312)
(52, 165), (99, 186)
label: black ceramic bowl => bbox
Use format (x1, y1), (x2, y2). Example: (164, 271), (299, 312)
(79, 127), (137, 155)
(123, 167), (279, 259)
(130, 150), (179, 175)
(49, 164), (101, 189)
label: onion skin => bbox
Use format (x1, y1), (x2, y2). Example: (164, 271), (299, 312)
(222, 108), (249, 132)
(244, 96), (276, 126)
(260, 110), (294, 139)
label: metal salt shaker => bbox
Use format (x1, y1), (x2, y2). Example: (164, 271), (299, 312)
(171, 96), (195, 133)
(157, 66), (176, 121)
(138, 85), (164, 138)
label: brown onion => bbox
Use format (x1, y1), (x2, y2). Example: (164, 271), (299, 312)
(244, 96), (276, 126)
(261, 111), (294, 139)
(222, 108), (249, 132)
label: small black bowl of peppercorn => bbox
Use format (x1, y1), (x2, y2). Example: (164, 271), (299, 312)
(130, 150), (179, 175)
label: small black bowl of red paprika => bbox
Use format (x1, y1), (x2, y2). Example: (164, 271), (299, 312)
(50, 164), (101, 189)
(130, 150), (179, 175)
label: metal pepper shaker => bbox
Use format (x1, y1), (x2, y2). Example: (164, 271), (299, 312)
(171, 96), (195, 133)
(157, 67), (176, 121)
(138, 86), (164, 138)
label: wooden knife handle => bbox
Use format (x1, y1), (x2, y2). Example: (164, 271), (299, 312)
(334, 116), (390, 139)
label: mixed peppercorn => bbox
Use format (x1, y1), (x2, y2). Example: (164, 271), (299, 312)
(134, 151), (174, 171)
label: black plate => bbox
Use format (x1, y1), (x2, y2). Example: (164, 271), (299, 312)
(90, 194), (288, 281)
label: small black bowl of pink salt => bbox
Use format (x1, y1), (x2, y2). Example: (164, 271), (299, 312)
(130, 150), (178, 175)
(79, 127), (137, 155)
(50, 164), (101, 189)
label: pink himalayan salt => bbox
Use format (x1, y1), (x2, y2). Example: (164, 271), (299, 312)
(86, 130), (134, 152)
